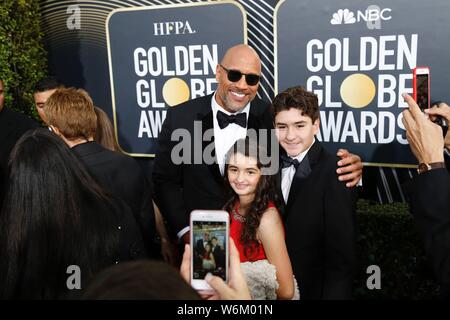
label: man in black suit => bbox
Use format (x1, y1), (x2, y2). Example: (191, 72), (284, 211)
(272, 86), (357, 300)
(402, 93), (450, 299)
(211, 236), (225, 269)
(153, 44), (363, 245)
(44, 87), (156, 256)
(0, 79), (38, 197)
(196, 232), (211, 258)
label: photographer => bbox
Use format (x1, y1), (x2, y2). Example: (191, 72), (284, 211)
(402, 93), (450, 299)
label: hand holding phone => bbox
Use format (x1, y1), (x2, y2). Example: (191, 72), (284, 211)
(180, 239), (252, 300)
(190, 210), (229, 292)
(412, 67), (448, 136)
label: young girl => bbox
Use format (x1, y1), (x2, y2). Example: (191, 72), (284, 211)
(223, 137), (299, 300)
(202, 243), (216, 272)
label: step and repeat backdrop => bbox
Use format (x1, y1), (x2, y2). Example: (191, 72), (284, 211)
(40, 0), (450, 201)
(106, 2), (245, 155)
(276, 0), (450, 167)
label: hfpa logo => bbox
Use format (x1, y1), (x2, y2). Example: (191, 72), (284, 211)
(330, 6), (392, 30)
(153, 21), (196, 36)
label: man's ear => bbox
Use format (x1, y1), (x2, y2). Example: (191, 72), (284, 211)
(215, 64), (221, 82)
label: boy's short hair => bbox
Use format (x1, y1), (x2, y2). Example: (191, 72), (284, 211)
(34, 76), (64, 92)
(45, 87), (97, 140)
(271, 86), (320, 122)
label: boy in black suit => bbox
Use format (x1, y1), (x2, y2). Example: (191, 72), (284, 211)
(272, 86), (357, 300)
(44, 87), (156, 257)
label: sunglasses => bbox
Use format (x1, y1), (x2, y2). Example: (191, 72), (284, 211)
(219, 64), (260, 86)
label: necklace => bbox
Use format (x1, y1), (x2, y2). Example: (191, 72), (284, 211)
(232, 208), (246, 223)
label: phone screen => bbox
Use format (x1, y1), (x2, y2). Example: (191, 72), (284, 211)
(416, 74), (429, 110)
(192, 221), (227, 281)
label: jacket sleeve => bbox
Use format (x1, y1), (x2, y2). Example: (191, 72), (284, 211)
(152, 108), (189, 236)
(138, 176), (157, 255)
(409, 168), (450, 288)
(323, 160), (357, 299)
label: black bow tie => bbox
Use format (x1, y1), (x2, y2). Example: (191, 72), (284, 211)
(216, 110), (247, 129)
(281, 154), (300, 169)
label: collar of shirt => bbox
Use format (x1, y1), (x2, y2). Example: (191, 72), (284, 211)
(284, 138), (316, 165)
(211, 92), (250, 175)
(281, 139), (316, 203)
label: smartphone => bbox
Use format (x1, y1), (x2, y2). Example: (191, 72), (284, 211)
(413, 67), (430, 111)
(190, 210), (229, 292)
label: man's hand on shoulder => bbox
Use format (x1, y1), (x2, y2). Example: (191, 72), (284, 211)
(336, 149), (363, 188)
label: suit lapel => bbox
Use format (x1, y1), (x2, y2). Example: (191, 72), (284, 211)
(276, 168), (287, 217)
(285, 140), (323, 215)
(198, 99), (223, 185)
(247, 109), (259, 131)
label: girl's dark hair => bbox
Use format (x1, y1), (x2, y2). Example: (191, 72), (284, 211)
(83, 260), (200, 300)
(0, 129), (119, 299)
(223, 137), (281, 259)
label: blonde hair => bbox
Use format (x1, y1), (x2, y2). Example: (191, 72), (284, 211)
(45, 88), (97, 140)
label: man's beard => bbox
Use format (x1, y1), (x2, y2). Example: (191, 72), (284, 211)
(220, 91), (250, 113)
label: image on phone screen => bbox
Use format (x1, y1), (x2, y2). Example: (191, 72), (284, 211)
(416, 74), (429, 110)
(192, 221), (227, 281)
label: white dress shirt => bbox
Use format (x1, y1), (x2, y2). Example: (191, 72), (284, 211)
(177, 92), (250, 240)
(211, 92), (250, 175)
(281, 139), (315, 204)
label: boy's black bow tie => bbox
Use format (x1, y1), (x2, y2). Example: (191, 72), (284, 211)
(281, 154), (300, 169)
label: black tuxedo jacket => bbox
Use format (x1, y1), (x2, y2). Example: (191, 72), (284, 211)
(212, 245), (225, 267)
(282, 141), (357, 300)
(0, 108), (38, 169)
(72, 142), (156, 256)
(0, 108), (38, 200)
(196, 239), (208, 255)
(152, 94), (272, 235)
(409, 168), (450, 299)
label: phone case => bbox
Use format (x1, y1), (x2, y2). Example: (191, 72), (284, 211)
(413, 66), (430, 109)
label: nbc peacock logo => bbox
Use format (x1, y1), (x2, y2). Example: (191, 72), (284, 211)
(330, 9), (356, 25)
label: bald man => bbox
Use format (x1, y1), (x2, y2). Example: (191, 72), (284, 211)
(153, 45), (362, 244)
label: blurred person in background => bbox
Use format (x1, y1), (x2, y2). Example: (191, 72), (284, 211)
(93, 105), (177, 265)
(0, 79), (38, 204)
(0, 129), (147, 299)
(83, 260), (200, 300)
(403, 93), (450, 299)
(33, 76), (64, 124)
(93, 106), (120, 152)
(45, 88), (157, 257)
